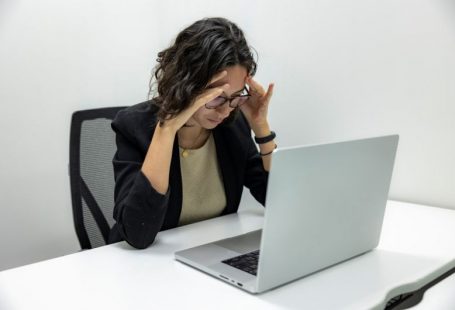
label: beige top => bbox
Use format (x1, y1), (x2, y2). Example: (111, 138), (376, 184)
(178, 133), (227, 226)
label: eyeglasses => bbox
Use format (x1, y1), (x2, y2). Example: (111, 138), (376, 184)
(205, 87), (251, 109)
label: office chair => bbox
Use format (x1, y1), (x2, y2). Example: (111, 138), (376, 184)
(69, 106), (127, 249)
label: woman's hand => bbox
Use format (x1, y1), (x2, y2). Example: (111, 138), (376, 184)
(240, 76), (274, 133)
(161, 71), (230, 133)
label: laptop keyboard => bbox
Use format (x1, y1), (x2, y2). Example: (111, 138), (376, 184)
(222, 250), (260, 276)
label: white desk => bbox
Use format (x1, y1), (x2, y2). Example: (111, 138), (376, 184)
(1, 201), (455, 310)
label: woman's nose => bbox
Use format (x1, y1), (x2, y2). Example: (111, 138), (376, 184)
(216, 103), (233, 116)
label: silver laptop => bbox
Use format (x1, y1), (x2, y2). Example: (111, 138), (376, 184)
(175, 135), (399, 293)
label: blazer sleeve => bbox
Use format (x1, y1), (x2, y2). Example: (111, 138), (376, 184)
(240, 118), (269, 206)
(111, 111), (170, 249)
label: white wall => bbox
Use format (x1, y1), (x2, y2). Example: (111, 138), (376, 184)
(0, 0), (454, 271)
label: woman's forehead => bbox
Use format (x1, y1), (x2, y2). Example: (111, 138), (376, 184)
(211, 65), (247, 93)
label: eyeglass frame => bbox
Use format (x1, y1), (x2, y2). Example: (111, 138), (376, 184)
(204, 87), (251, 109)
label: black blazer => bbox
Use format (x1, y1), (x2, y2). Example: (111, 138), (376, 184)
(108, 101), (268, 249)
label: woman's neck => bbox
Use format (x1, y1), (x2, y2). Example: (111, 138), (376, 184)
(178, 124), (209, 149)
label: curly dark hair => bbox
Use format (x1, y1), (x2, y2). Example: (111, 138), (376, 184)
(149, 17), (257, 124)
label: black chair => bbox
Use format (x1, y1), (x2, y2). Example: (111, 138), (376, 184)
(69, 106), (127, 249)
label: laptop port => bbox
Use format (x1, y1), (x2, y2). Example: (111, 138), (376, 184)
(219, 275), (229, 281)
(237, 282), (243, 287)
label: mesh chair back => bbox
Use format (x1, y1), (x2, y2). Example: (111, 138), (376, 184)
(69, 107), (127, 249)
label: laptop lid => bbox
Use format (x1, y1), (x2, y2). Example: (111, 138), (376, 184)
(256, 135), (399, 292)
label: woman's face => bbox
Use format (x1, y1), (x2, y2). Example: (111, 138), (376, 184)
(190, 65), (248, 129)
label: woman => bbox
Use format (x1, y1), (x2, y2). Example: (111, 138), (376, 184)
(108, 17), (276, 249)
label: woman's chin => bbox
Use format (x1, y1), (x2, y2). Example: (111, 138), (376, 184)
(203, 119), (222, 129)
(208, 118), (222, 125)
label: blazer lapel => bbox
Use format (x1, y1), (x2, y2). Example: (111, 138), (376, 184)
(161, 137), (183, 229)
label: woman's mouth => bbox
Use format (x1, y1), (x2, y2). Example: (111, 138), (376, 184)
(208, 119), (222, 124)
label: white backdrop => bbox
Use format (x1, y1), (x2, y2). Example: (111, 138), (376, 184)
(0, 0), (454, 271)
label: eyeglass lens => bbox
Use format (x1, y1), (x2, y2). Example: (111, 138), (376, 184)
(205, 95), (249, 109)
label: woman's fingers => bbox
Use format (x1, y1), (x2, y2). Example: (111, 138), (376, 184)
(194, 83), (230, 109)
(246, 76), (265, 96)
(246, 76), (274, 105)
(202, 84), (229, 102)
(264, 83), (274, 102)
(207, 70), (228, 87)
(176, 83), (229, 126)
